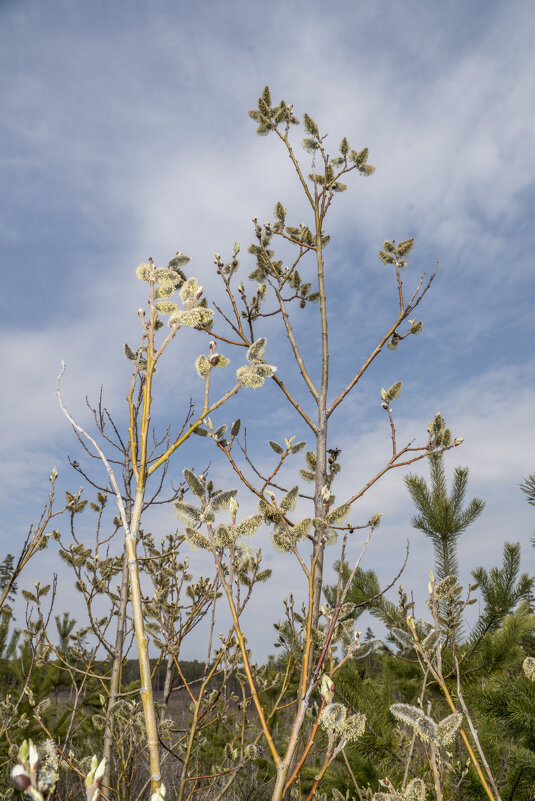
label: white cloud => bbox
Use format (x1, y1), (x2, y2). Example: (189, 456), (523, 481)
(2, 0), (534, 660)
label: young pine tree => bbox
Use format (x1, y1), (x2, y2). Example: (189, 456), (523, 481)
(405, 453), (485, 582)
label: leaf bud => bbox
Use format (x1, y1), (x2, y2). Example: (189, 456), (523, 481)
(320, 673), (334, 702)
(85, 755), (105, 790)
(28, 740), (39, 772)
(229, 497), (239, 515)
(11, 765), (31, 792)
(379, 778), (394, 790)
(367, 512), (383, 528)
(93, 757), (106, 784)
(320, 603), (331, 619)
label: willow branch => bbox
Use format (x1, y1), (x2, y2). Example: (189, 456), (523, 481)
(271, 374), (318, 432)
(274, 288), (319, 401)
(148, 383), (240, 475)
(346, 440), (461, 506)
(328, 265), (437, 417)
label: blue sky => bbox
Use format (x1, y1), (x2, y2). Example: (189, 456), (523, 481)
(1, 0), (534, 659)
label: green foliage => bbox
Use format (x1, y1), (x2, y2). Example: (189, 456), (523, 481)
(521, 469), (535, 546)
(325, 562), (400, 628)
(405, 455), (485, 581)
(55, 612), (76, 654)
(520, 471), (535, 506)
(0, 555), (17, 607)
(321, 453), (535, 800)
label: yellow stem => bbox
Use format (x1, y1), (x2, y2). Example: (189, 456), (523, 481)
(216, 556), (281, 768)
(148, 384), (239, 475)
(440, 681), (497, 801)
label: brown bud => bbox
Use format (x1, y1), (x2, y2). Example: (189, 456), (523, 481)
(11, 765), (31, 791)
(210, 355), (220, 366)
